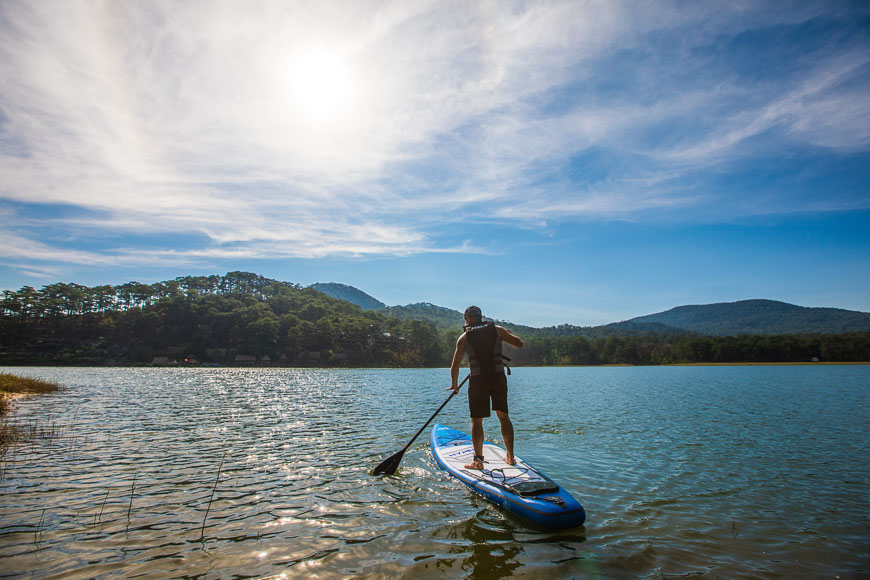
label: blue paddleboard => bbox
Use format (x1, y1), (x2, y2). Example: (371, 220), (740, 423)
(430, 424), (586, 529)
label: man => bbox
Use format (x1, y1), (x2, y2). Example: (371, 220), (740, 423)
(448, 305), (524, 470)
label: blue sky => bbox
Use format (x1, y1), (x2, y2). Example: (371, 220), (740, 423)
(1, 1), (869, 327)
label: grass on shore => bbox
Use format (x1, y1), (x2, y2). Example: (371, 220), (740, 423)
(1, 372), (62, 448)
(0, 372), (62, 414)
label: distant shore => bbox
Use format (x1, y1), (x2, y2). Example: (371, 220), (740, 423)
(524, 361), (870, 368)
(664, 361), (870, 366)
(2, 361), (868, 372)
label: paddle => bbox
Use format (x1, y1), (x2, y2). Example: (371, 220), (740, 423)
(372, 374), (470, 476)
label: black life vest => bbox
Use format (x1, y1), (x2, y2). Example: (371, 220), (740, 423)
(464, 320), (510, 376)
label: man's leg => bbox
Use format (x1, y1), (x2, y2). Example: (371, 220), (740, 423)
(495, 410), (515, 465)
(466, 416), (485, 469)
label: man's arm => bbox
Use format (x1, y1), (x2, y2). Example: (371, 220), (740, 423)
(496, 326), (524, 348)
(449, 334), (466, 391)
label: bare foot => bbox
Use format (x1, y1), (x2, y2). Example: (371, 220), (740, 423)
(465, 457), (484, 470)
(504, 454), (516, 466)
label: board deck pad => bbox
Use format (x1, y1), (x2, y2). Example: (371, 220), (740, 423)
(437, 435), (560, 496)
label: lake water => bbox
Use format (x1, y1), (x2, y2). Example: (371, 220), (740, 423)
(0, 366), (868, 579)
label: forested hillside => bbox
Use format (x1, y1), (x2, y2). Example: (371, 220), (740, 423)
(1, 272), (868, 366)
(0, 272), (444, 367)
(627, 299), (870, 335)
(378, 303), (465, 328)
(309, 283), (386, 311)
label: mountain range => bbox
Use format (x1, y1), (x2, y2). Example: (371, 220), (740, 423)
(309, 283), (870, 336)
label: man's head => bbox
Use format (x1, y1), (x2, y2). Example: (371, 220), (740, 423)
(464, 305), (483, 324)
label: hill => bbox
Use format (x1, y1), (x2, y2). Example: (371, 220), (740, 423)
(309, 283), (386, 310)
(310, 283), (870, 337)
(378, 303), (465, 328)
(625, 299), (870, 336)
(0, 272), (445, 367)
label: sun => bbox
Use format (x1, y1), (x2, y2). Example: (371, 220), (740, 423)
(284, 48), (357, 124)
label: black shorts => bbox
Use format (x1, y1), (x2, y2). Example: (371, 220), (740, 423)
(468, 373), (508, 418)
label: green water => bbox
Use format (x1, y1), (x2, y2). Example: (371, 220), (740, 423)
(1, 366), (868, 578)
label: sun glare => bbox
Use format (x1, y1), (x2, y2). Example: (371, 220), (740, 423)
(284, 49), (357, 125)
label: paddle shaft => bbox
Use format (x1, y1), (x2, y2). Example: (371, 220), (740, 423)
(400, 374), (470, 452)
(372, 374), (470, 475)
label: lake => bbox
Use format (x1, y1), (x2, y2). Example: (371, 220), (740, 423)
(1, 366), (868, 578)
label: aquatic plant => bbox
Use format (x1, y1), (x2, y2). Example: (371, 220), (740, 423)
(0, 372), (61, 398)
(0, 372), (62, 447)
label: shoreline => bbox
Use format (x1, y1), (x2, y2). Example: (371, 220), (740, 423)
(553, 361), (870, 367)
(1, 373), (63, 448)
(659, 361), (870, 366)
(0, 372), (62, 417)
(2, 361), (869, 372)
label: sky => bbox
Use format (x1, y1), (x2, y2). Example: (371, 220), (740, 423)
(1, 1), (869, 327)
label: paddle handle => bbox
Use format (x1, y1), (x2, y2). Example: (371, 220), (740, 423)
(402, 374), (470, 452)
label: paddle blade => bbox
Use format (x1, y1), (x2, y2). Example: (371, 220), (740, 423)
(372, 448), (406, 476)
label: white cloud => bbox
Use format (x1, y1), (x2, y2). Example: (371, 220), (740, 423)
(1, 0), (868, 273)
(659, 50), (870, 163)
(0, 225), (118, 266)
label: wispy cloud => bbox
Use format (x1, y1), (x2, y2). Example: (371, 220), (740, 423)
(1, 0), (868, 275)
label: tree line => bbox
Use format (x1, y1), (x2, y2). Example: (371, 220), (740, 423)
(510, 332), (870, 365)
(1, 272), (297, 317)
(1, 272), (868, 366)
(0, 272), (445, 367)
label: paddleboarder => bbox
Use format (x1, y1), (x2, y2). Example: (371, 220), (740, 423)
(449, 305), (524, 470)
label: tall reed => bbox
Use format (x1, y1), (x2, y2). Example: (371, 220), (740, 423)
(200, 451), (227, 546)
